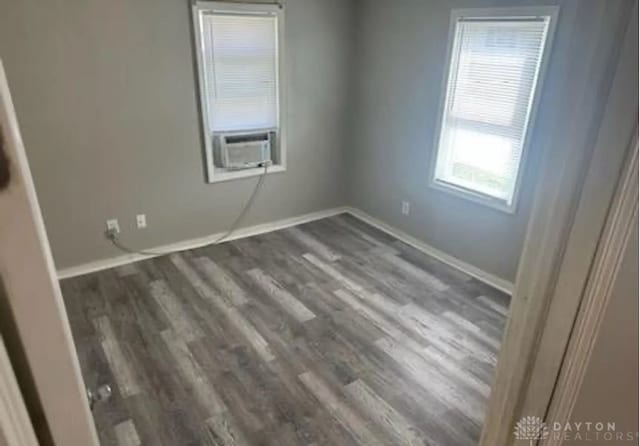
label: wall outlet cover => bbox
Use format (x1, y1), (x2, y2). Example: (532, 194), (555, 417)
(136, 214), (147, 229)
(402, 201), (410, 215)
(106, 219), (120, 234)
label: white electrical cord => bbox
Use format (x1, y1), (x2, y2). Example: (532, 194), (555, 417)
(106, 162), (270, 256)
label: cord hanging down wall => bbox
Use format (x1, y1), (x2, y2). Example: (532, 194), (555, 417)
(106, 162), (270, 257)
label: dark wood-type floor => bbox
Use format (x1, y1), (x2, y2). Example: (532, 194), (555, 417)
(61, 214), (510, 446)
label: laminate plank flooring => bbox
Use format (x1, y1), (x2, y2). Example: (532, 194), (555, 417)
(60, 213), (510, 446)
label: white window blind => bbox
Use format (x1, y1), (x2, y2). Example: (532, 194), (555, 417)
(200, 12), (279, 132)
(433, 15), (551, 207)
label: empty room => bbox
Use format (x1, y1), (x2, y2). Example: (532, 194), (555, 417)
(0, 0), (637, 446)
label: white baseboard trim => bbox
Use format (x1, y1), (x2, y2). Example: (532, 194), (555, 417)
(57, 207), (349, 279)
(57, 205), (514, 295)
(344, 207), (514, 295)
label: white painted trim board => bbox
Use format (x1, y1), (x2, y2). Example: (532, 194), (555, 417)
(57, 207), (348, 279)
(57, 205), (514, 295)
(542, 138), (638, 446)
(344, 207), (514, 294)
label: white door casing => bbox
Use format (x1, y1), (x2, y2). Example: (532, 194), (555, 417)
(479, 3), (637, 445)
(0, 333), (39, 446)
(0, 59), (99, 445)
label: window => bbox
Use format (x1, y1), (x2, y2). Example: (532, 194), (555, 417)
(192, 2), (285, 183)
(430, 7), (556, 212)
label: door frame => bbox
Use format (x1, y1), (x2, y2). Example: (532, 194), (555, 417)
(0, 333), (39, 446)
(543, 137), (638, 446)
(479, 2), (638, 445)
(0, 60), (99, 446)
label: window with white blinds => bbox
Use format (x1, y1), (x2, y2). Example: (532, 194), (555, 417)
(432, 10), (554, 210)
(197, 8), (280, 133)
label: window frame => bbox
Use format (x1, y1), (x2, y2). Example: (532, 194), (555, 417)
(428, 6), (558, 213)
(192, 1), (287, 183)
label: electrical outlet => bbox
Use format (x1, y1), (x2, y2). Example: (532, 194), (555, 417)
(136, 214), (147, 229)
(402, 201), (410, 215)
(106, 219), (120, 234)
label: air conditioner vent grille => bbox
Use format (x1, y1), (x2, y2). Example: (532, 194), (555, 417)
(213, 131), (274, 170)
(225, 133), (270, 144)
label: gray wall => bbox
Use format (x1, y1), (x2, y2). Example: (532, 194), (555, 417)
(347, 0), (634, 282)
(0, 0), (633, 281)
(0, 0), (355, 269)
(568, 215), (638, 444)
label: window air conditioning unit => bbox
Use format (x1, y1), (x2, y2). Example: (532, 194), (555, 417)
(213, 131), (273, 170)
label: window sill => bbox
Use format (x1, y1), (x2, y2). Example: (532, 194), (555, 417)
(208, 164), (286, 184)
(428, 178), (517, 214)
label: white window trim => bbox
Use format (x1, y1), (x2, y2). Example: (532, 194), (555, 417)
(427, 6), (559, 213)
(192, 1), (287, 183)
